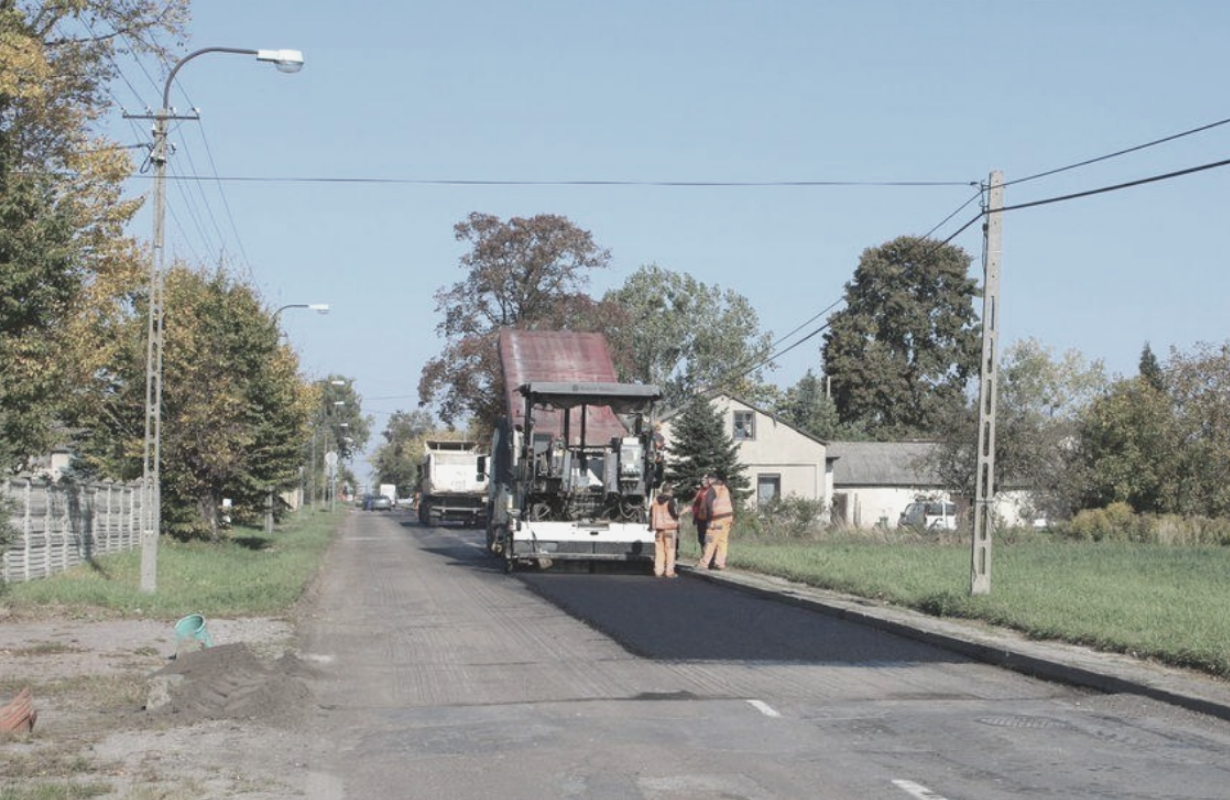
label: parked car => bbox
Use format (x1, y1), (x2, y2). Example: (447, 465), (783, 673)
(369, 494), (393, 511)
(899, 500), (958, 530)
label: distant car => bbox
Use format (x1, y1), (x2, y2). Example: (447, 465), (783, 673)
(369, 495), (393, 511)
(899, 500), (958, 531)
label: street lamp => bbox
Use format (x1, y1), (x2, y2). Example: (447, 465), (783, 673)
(273, 303), (329, 321)
(137, 46), (304, 593)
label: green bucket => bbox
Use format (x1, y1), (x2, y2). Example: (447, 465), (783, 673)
(173, 614), (213, 648)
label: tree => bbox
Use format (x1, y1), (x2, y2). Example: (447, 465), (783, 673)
(1138, 341), (1165, 392)
(419, 213), (620, 431)
(1075, 342), (1174, 514)
(822, 236), (981, 439)
(1078, 375), (1177, 514)
(370, 409), (437, 498)
(663, 397), (748, 506)
(929, 339), (1106, 522)
(0, 2), (186, 472)
(1075, 341), (1230, 518)
(775, 370), (869, 441)
(1161, 342), (1230, 517)
(0, 147), (78, 471)
(603, 264), (776, 408)
(71, 264), (313, 538)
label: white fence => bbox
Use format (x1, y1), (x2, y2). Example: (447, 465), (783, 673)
(1, 478), (144, 583)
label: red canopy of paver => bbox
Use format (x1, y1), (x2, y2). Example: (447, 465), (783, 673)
(497, 329), (636, 445)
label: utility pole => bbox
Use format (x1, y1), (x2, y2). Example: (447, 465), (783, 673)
(127, 46), (304, 593)
(971, 170), (1004, 595)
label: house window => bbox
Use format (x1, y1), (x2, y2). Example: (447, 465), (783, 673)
(757, 474), (780, 504)
(733, 410), (755, 440)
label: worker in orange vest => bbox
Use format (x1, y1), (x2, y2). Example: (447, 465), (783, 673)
(697, 474), (734, 570)
(690, 474), (712, 564)
(650, 484), (681, 578)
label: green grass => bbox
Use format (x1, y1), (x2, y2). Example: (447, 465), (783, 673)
(719, 532), (1230, 678)
(0, 508), (342, 619)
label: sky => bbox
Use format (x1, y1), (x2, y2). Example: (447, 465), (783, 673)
(103, 1), (1230, 487)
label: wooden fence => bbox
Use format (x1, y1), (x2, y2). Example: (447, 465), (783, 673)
(1, 478), (144, 583)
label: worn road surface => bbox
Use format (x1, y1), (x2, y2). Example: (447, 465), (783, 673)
(295, 509), (1230, 800)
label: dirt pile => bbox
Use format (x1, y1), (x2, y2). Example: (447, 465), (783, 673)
(146, 642), (318, 725)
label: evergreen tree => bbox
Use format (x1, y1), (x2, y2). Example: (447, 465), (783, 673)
(663, 397), (749, 505)
(1139, 342), (1165, 392)
(777, 370), (870, 441)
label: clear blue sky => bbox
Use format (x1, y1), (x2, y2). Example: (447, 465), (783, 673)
(105, 1), (1230, 486)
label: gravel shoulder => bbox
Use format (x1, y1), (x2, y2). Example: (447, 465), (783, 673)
(0, 606), (331, 799)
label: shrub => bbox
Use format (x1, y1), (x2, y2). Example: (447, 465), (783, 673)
(1060, 504), (1230, 547)
(747, 495), (828, 541)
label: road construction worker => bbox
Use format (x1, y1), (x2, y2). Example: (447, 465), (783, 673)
(650, 484), (681, 577)
(697, 474), (734, 570)
(690, 474), (712, 563)
(650, 422), (666, 486)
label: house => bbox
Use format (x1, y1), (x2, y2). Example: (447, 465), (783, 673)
(658, 394), (830, 512)
(826, 441), (953, 528)
(827, 440), (1040, 529)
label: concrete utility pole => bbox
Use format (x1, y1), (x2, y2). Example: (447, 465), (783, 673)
(971, 170), (1004, 596)
(128, 47), (304, 592)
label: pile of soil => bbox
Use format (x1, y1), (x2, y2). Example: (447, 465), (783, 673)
(0, 612), (327, 799)
(147, 642), (318, 725)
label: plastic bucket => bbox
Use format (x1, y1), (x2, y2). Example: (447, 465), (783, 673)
(173, 614), (214, 648)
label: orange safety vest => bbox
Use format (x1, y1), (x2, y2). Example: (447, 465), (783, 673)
(707, 483), (733, 520)
(651, 496), (680, 531)
(691, 488), (709, 520)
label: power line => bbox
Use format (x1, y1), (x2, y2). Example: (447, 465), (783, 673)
(996, 155), (1230, 214)
(1006, 114), (1230, 188)
(139, 175), (975, 188)
(169, 80), (255, 280)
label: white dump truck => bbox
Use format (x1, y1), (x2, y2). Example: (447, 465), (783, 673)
(417, 440), (489, 527)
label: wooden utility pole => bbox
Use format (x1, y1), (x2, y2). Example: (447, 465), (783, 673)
(971, 170), (1004, 596)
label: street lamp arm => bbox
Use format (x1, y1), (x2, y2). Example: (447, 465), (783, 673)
(162, 47), (304, 108)
(273, 303), (329, 321)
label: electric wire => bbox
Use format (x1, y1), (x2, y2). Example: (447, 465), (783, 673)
(164, 202), (206, 267)
(166, 158), (219, 264)
(192, 119), (255, 275)
(148, 175), (973, 187)
(1005, 114), (1230, 188)
(167, 80), (253, 278)
(996, 155), (1230, 214)
(717, 187), (989, 392)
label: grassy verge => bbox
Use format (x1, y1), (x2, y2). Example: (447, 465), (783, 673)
(0, 508), (343, 619)
(687, 529), (1230, 679)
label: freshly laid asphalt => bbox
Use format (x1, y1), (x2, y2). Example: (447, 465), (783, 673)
(683, 564), (1230, 723)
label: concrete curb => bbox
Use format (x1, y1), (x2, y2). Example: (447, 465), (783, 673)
(684, 565), (1230, 723)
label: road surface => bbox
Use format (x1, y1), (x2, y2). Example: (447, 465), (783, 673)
(298, 509), (1230, 799)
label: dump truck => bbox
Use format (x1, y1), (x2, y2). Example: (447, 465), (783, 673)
(417, 440), (489, 526)
(485, 329), (663, 571)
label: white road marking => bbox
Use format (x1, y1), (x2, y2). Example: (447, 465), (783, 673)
(747, 699), (781, 717)
(892, 779), (950, 800)
(300, 653), (336, 664)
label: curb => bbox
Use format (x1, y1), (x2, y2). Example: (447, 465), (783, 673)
(683, 565), (1230, 723)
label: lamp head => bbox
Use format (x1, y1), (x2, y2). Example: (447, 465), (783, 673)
(257, 49), (305, 73)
